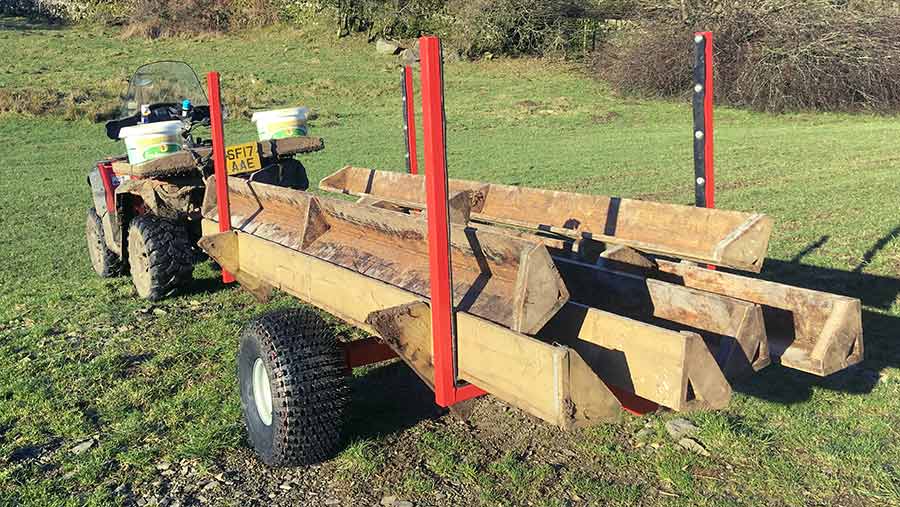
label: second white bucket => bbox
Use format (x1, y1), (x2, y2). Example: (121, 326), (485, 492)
(251, 107), (309, 141)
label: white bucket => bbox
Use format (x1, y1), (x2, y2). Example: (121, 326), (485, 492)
(251, 107), (309, 141)
(119, 120), (183, 165)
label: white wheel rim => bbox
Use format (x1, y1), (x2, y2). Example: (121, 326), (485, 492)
(252, 358), (274, 426)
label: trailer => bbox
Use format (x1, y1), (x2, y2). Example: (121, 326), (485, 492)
(197, 36), (863, 467)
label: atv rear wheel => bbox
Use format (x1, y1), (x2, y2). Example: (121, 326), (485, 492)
(126, 215), (194, 301)
(85, 208), (122, 277)
(238, 308), (349, 467)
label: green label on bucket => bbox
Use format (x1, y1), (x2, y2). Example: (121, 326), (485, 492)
(143, 143), (181, 160)
(270, 126), (307, 139)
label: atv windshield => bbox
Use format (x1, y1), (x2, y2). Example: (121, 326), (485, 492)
(122, 61), (208, 117)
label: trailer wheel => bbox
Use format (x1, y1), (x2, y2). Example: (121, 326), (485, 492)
(86, 208), (122, 277)
(238, 308), (348, 467)
(126, 215), (194, 301)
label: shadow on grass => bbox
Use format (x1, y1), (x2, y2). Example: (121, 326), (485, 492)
(730, 230), (900, 405)
(181, 272), (231, 298)
(343, 361), (443, 443)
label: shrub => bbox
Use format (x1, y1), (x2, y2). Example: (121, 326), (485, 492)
(596, 0), (900, 112)
(123, 0), (231, 37)
(2, 0), (129, 23)
(444, 0), (604, 57)
(318, 0), (620, 57)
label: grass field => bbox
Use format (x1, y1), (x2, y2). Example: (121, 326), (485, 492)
(2, 15), (900, 507)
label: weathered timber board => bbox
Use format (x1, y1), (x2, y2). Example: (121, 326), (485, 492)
(538, 302), (731, 411)
(656, 260), (863, 376)
(554, 257), (770, 380)
(320, 166), (773, 272)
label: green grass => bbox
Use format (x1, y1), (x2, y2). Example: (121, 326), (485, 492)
(2, 14), (900, 507)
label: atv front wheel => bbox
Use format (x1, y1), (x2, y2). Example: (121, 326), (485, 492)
(85, 207), (122, 277)
(238, 308), (349, 466)
(126, 215), (194, 301)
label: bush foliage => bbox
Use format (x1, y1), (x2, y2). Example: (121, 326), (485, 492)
(312, 0), (617, 57)
(596, 0), (900, 112)
(8, 0), (900, 111)
(10, 0), (621, 57)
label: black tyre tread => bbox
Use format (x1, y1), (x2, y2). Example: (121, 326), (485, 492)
(240, 308), (349, 466)
(128, 215), (194, 301)
(86, 207), (122, 277)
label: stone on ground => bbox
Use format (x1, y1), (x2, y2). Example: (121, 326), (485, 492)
(678, 437), (711, 457)
(665, 418), (699, 440)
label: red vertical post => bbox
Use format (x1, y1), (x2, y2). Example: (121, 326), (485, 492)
(419, 35), (484, 407)
(402, 66), (419, 175)
(206, 71), (235, 284)
(702, 32), (714, 208)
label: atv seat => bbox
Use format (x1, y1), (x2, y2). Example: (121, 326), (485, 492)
(111, 136), (325, 178)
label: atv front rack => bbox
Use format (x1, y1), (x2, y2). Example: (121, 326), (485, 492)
(110, 136), (324, 178)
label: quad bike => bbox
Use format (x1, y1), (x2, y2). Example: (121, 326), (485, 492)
(86, 61), (323, 300)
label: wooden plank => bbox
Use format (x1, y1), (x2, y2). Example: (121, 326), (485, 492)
(111, 136), (324, 177)
(195, 230), (273, 302)
(539, 302), (731, 411)
(205, 176), (569, 334)
(320, 166), (773, 272)
(366, 301), (436, 389)
(554, 258), (770, 380)
(656, 260), (863, 376)
(565, 349), (627, 427)
(367, 301), (621, 427)
(200, 226), (621, 428)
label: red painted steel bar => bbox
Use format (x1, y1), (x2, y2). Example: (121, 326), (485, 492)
(206, 71), (235, 284)
(607, 384), (659, 416)
(342, 338), (398, 370)
(419, 35), (485, 407)
(701, 32), (715, 208)
(96, 161), (117, 213)
(402, 66), (419, 175)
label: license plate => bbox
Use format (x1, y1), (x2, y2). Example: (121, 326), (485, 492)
(225, 141), (262, 175)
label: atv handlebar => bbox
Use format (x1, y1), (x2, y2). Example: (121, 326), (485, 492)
(105, 103), (211, 140)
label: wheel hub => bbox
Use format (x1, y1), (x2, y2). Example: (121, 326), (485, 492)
(252, 358), (273, 426)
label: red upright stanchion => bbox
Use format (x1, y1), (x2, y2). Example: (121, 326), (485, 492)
(419, 36), (484, 408)
(401, 66), (419, 175)
(207, 71), (235, 284)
